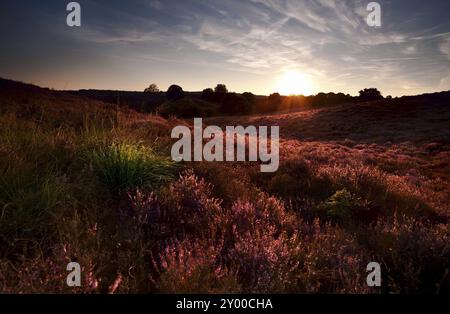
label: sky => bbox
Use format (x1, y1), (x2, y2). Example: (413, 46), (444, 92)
(0, 0), (450, 96)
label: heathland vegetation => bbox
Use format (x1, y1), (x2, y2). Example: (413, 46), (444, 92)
(0, 78), (449, 293)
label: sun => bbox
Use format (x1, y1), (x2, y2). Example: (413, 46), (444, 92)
(275, 71), (314, 96)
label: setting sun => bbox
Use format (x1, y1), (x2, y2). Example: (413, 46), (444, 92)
(276, 71), (314, 96)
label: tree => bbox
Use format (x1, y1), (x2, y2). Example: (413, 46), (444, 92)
(267, 93), (283, 112)
(202, 88), (215, 102)
(166, 85), (184, 101)
(144, 83), (159, 93)
(242, 92), (255, 102)
(220, 93), (251, 116)
(214, 84), (228, 94)
(359, 88), (383, 102)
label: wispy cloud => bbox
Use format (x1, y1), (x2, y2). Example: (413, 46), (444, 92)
(1, 0), (450, 95)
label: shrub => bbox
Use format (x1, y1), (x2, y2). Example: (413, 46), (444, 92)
(315, 189), (374, 224)
(358, 88), (383, 102)
(228, 228), (300, 293)
(317, 163), (438, 221)
(151, 237), (240, 293)
(86, 142), (176, 197)
(129, 170), (224, 239)
(224, 197), (300, 293)
(227, 200), (367, 293)
(193, 162), (259, 207)
(230, 196), (297, 236)
(361, 216), (450, 293)
(158, 98), (219, 118)
(295, 220), (369, 293)
(220, 93), (252, 116)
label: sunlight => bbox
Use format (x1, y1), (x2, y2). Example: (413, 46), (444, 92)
(275, 70), (314, 96)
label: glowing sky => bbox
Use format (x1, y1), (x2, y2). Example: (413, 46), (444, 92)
(1, 0), (450, 96)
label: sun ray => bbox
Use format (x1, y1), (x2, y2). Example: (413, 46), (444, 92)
(275, 71), (314, 95)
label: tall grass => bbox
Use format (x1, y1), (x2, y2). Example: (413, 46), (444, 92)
(86, 142), (177, 197)
(0, 163), (64, 257)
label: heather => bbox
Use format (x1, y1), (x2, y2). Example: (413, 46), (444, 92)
(0, 79), (449, 293)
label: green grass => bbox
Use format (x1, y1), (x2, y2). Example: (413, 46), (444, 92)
(0, 163), (64, 255)
(86, 142), (177, 197)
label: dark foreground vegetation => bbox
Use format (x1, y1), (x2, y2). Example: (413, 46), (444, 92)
(0, 78), (449, 293)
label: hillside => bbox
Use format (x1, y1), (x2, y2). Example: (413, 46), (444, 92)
(208, 98), (450, 217)
(0, 78), (449, 294)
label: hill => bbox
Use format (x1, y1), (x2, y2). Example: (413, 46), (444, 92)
(0, 78), (448, 294)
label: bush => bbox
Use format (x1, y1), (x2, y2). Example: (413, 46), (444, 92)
(227, 198), (300, 292)
(361, 217), (450, 293)
(228, 228), (301, 293)
(315, 189), (373, 224)
(219, 93), (252, 116)
(358, 88), (383, 102)
(129, 170), (224, 239)
(295, 220), (369, 293)
(317, 163), (437, 221)
(86, 142), (176, 197)
(158, 98), (219, 118)
(151, 237), (240, 293)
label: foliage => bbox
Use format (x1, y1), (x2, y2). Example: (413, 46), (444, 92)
(158, 98), (219, 118)
(144, 83), (159, 93)
(359, 88), (383, 102)
(166, 84), (184, 101)
(214, 84), (228, 94)
(1, 78), (449, 294)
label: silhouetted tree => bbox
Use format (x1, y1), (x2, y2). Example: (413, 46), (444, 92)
(359, 88), (383, 102)
(242, 92), (255, 102)
(202, 88), (215, 102)
(242, 92), (256, 113)
(144, 83), (159, 93)
(267, 93), (283, 112)
(159, 98), (218, 118)
(167, 85), (184, 101)
(308, 92), (353, 107)
(215, 84), (228, 94)
(220, 93), (252, 116)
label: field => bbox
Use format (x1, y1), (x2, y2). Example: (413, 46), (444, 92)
(0, 78), (449, 293)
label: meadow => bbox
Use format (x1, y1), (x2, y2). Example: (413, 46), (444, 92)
(0, 78), (449, 293)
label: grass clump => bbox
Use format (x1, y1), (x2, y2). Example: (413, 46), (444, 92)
(87, 142), (177, 197)
(0, 164), (64, 256)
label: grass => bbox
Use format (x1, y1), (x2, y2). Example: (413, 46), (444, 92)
(0, 164), (64, 254)
(0, 78), (449, 293)
(86, 142), (177, 197)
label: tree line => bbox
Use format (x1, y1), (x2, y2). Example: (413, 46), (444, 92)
(146, 83), (386, 118)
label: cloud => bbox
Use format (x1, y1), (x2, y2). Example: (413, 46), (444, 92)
(402, 46), (417, 55)
(74, 0), (447, 95)
(439, 35), (450, 59)
(6, 0), (449, 96)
